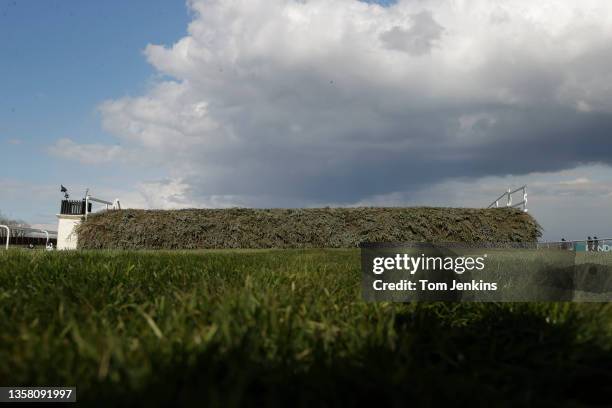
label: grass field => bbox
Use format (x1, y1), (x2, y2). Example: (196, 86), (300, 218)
(1, 249), (611, 406)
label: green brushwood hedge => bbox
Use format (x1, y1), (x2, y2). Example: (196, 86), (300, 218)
(76, 207), (541, 250)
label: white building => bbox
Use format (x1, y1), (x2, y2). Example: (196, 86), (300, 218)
(56, 196), (120, 250)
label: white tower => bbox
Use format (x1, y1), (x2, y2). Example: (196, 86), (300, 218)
(56, 199), (86, 250)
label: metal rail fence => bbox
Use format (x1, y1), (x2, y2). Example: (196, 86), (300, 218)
(537, 238), (612, 252)
(0, 225), (58, 250)
(488, 185), (528, 212)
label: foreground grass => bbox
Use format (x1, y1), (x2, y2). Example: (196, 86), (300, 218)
(0, 249), (611, 407)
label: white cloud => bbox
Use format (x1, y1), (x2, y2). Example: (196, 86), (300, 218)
(49, 138), (125, 165)
(136, 178), (243, 209)
(102, 0), (612, 166)
(380, 10), (444, 55)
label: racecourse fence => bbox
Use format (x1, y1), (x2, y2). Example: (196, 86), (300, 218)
(537, 238), (612, 252)
(0, 226), (58, 249)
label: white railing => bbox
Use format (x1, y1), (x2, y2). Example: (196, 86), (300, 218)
(487, 185), (528, 212)
(0, 225), (9, 250)
(537, 238), (612, 252)
(0, 225), (58, 249)
(18, 227), (56, 246)
(85, 195), (121, 219)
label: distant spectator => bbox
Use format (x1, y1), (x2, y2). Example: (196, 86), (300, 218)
(594, 236), (599, 252)
(587, 237), (592, 252)
(561, 238), (568, 250)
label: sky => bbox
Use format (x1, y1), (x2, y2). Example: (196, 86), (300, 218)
(2, 0), (612, 241)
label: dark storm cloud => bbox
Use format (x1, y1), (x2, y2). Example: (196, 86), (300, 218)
(179, 105), (612, 204)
